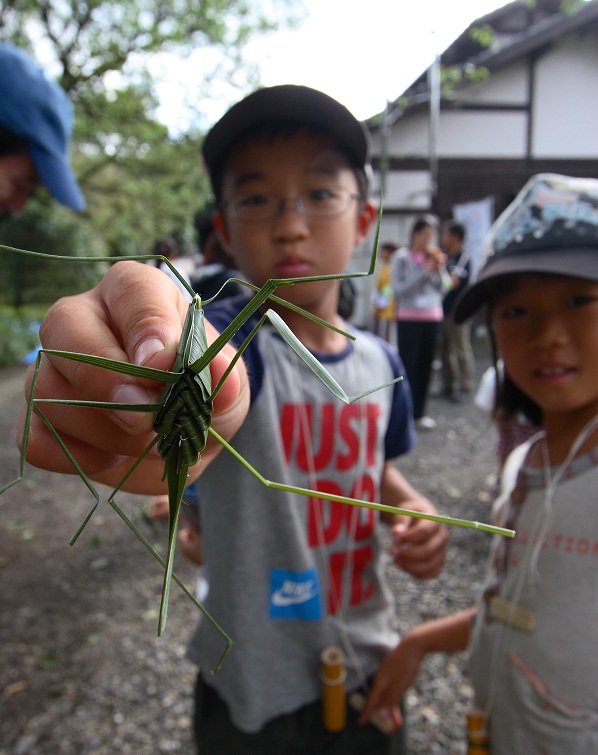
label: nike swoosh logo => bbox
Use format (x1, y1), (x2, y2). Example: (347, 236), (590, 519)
(271, 581), (317, 607)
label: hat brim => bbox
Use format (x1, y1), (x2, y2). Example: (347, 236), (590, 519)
(453, 247), (598, 323)
(29, 144), (85, 210)
(202, 85), (370, 186)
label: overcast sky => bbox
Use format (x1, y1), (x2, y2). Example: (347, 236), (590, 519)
(152, 0), (511, 132)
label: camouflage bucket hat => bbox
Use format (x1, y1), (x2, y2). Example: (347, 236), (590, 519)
(454, 173), (598, 323)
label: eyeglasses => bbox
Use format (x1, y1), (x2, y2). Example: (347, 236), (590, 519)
(222, 187), (362, 222)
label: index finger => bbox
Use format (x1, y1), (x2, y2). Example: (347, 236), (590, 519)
(394, 516), (446, 545)
(39, 261), (188, 435)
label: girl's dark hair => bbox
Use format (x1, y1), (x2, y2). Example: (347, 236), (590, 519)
(212, 120), (369, 202)
(0, 123), (29, 158)
(410, 215), (437, 238)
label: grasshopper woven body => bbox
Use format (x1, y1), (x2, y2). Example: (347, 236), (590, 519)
(155, 301), (213, 471)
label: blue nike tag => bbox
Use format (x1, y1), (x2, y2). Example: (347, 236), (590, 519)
(269, 567), (323, 620)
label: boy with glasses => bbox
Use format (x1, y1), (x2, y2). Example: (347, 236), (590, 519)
(188, 85), (447, 754)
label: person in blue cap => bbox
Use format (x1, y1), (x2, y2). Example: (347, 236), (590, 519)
(0, 43), (85, 214)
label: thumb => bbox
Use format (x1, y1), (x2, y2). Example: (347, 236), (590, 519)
(36, 262), (187, 436)
(98, 261), (186, 371)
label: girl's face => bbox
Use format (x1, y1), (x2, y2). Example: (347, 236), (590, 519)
(411, 226), (435, 251)
(491, 274), (598, 436)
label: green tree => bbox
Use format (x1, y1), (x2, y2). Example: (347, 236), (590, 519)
(0, 0), (302, 255)
(71, 80), (211, 256)
(0, 0), (298, 98)
(0, 198), (106, 307)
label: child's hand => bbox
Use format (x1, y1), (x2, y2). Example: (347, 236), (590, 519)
(423, 248), (446, 272)
(360, 609), (474, 729)
(389, 514), (448, 579)
(380, 466), (448, 578)
(17, 261), (249, 493)
(359, 635), (426, 730)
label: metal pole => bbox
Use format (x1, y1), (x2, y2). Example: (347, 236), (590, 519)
(380, 100), (390, 197)
(428, 52), (441, 208)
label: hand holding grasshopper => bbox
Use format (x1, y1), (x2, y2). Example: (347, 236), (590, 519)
(18, 260), (249, 493)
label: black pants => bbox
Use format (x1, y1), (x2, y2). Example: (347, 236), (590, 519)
(193, 673), (406, 755)
(397, 320), (440, 420)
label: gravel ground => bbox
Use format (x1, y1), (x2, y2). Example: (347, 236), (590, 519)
(0, 340), (498, 755)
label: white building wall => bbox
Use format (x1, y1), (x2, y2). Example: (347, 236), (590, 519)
(531, 35), (598, 157)
(368, 20), (598, 235)
(437, 111), (528, 156)
(382, 170), (432, 209)
(454, 60), (529, 104)
(382, 112), (430, 156)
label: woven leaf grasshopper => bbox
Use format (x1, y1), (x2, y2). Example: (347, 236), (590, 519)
(1, 236), (514, 671)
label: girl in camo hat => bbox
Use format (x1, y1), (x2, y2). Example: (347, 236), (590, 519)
(360, 173), (598, 753)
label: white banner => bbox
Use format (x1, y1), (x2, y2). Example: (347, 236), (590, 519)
(453, 196), (494, 280)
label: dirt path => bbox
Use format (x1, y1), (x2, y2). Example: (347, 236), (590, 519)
(0, 366), (28, 407)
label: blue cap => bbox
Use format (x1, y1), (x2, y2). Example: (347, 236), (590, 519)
(0, 44), (85, 210)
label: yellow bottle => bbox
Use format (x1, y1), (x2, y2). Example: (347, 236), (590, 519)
(467, 709), (490, 754)
(321, 645), (346, 732)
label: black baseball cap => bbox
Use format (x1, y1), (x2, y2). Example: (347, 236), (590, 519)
(201, 85), (371, 196)
(454, 173), (598, 323)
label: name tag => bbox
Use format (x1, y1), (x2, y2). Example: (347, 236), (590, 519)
(489, 596), (536, 632)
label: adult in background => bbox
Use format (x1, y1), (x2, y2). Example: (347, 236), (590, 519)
(439, 220), (475, 402)
(391, 216), (447, 430)
(0, 43), (85, 215)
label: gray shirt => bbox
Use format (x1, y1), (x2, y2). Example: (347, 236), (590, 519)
(469, 438), (598, 753)
(187, 297), (414, 732)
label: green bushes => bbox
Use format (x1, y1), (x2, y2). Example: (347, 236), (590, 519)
(0, 200), (106, 308)
(0, 307), (44, 367)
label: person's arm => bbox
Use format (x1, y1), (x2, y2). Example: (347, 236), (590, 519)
(18, 261), (249, 493)
(359, 608), (476, 729)
(379, 462), (448, 579)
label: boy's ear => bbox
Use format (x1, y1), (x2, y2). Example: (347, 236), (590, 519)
(213, 211), (233, 254)
(355, 200), (378, 244)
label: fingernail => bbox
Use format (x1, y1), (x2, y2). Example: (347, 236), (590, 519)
(112, 384), (152, 429)
(134, 338), (165, 366)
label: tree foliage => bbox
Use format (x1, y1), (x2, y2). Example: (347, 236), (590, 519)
(0, 198), (106, 308)
(0, 0), (293, 95)
(0, 0), (300, 262)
